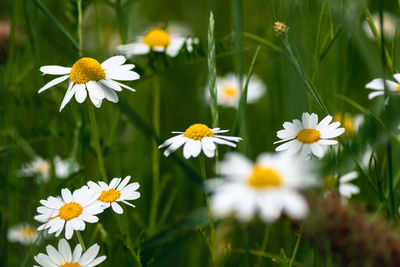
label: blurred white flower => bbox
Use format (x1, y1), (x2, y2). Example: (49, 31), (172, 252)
(34, 187), (104, 240)
(39, 56), (139, 111)
(365, 74), (400, 99)
(17, 157), (51, 183)
(158, 123), (242, 159)
(275, 112), (345, 159)
(338, 171), (360, 198)
(117, 26), (198, 57)
(54, 156), (79, 179)
(363, 13), (397, 39)
(207, 73), (266, 108)
(88, 176), (140, 214)
(208, 152), (315, 222)
(8, 223), (38, 245)
(34, 239), (106, 267)
(333, 113), (363, 138)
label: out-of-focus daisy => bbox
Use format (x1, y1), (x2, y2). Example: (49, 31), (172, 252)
(158, 123), (242, 159)
(275, 112), (345, 159)
(34, 186), (104, 240)
(208, 73), (266, 108)
(38, 55), (139, 111)
(324, 171), (360, 199)
(333, 113), (363, 138)
(17, 157), (51, 183)
(363, 12), (397, 40)
(117, 26), (197, 57)
(34, 239), (106, 267)
(365, 74), (400, 99)
(208, 152), (314, 222)
(88, 176), (140, 214)
(54, 156), (79, 179)
(8, 223), (38, 245)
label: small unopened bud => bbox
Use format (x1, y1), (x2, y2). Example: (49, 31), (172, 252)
(273, 21), (289, 37)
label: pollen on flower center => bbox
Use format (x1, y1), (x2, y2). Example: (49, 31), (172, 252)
(60, 263), (82, 267)
(247, 165), (282, 188)
(183, 123), (215, 140)
(397, 82), (400, 92)
(69, 57), (105, 84)
(222, 86), (237, 98)
(98, 189), (121, 203)
(19, 226), (36, 238)
(296, 129), (320, 144)
(58, 202), (83, 221)
(143, 28), (171, 47)
(37, 162), (50, 174)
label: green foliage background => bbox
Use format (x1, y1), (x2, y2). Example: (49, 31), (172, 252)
(1, 0), (400, 266)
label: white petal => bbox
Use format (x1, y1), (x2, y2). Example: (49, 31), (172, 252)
(340, 171), (358, 183)
(183, 139), (195, 159)
(100, 83), (119, 103)
(101, 55), (126, 70)
(40, 66), (71, 75)
(117, 42), (150, 55)
(282, 191), (309, 219)
(368, 91), (385, 99)
(99, 79), (122, 92)
(86, 81), (105, 100)
(192, 140), (202, 157)
(46, 245), (64, 265)
(117, 176), (131, 191)
(61, 188), (73, 203)
(78, 244), (100, 265)
(74, 84), (87, 103)
(310, 143), (324, 158)
(277, 129), (297, 140)
(111, 202), (123, 214)
(72, 244), (83, 262)
(58, 239), (72, 262)
(316, 115), (333, 130)
(106, 70), (140, 81)
(59, 82), (77, 111)
(275, 139), (297, 152)
(38, 75), (69, 94)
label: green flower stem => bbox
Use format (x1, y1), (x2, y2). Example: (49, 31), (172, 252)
(87, 103), (108, 182)
(199, 155), (216, 264)
(148, 77), (160, 236)
(255, 225), (269, 267)
(76, 231), (86, 251)
(77, 0), (83, 57)
(289, 229), (302, 267)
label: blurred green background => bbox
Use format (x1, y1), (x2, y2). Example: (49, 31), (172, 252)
(1, 0), (400, 266)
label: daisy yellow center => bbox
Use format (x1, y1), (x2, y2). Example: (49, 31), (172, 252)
(58, 202), (83, 221)
(334, 113), (354, 135)
(98, 189), (121, 203)
(37, 162), (50, 174)
(323, 174), (337, 191)
(397, 82), (400, 92)
(69, 57), (105, 84)
(183, 124), (215, 140)
(296, 129), (320, 144)
(247, 165), (282, 189)
(18, 226), (36, 238)
(222, 86), (237, 98)
(60, 263), (82, 267)
(143, 28), (171, 47)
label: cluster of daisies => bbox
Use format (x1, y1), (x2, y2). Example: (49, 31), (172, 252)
(32, 176), (140, 266)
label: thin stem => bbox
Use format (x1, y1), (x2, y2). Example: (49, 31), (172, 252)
(255, 226), (269, 267)
(199, 155), (216, 264)
(148, 77), (160, 236)
(76, 231), (86, 251)
(77, 0), (83, 57)
(289, 230), (302, 267)
(87, 103), (108, 182)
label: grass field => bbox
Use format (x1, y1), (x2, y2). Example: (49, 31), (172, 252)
(1, 0), (400, 266)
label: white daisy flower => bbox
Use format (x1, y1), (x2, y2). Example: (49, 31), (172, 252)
(7, 223), (38, 245)
(208, 73), (266, 108)
(365, 74), (400, 99)
(338, 171), (360, 198)
(34, 239), (106, 267)
(158, 123), (242, 159)
(38, 55), (139, 111)
(274, 112), (345, 159)
(117, 27), (197, 57)
(363, 13), (397, 40)
(208, 152), (314, 222)
(17, 157), (51, 183)
(34, 186), (104, 240)
(88, 176), (140, 214)
(54, 156), (79, 179)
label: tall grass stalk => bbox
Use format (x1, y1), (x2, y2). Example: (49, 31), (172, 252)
(199, 155), (216, 264)
(87, 103), (108, 182)
(207, 12), (218, 128)
(378, 2), (396, 219)
(149, 77), (161, 236)
(77, 0), (83, 57)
